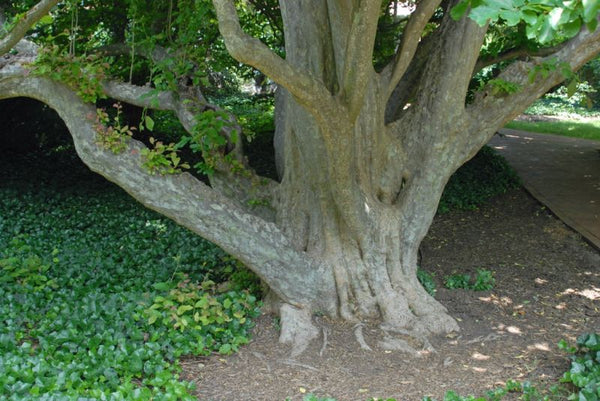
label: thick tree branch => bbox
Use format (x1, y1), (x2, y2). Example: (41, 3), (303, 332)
(101, 80), (279, 220)
(211, 0), (340, 125)
(0, 70), (335, 310)
(384, 33), (436, 123)
(325, 0), (353, 83)
(97, 42), (171, 65)
(101, 80), (203, 134)
(0, 0), (58, 56)
(341, 0), (383, 119)
(386, 0), (442, 97)
(473, 44), (565, 72)
(466, 24), (600, 157)
(410, 10), (486, 118)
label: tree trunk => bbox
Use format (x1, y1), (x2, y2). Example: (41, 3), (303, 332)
(275, 81), (460, 348)
(271, 2), (464, 350)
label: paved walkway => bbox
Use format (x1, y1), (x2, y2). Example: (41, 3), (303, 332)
(488, 129), (600, 250)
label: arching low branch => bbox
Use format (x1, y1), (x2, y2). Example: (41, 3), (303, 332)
(0, 67), (336, 311)
(104, 80), (282, 222)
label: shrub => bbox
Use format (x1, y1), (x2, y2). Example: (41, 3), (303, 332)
(142, 273), (260, 356)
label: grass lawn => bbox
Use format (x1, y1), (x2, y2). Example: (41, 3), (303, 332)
(505, 119), (600, 142)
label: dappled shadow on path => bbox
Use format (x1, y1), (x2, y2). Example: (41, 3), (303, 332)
(490, 130), (600, 249)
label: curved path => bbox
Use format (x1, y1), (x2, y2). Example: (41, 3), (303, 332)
(488, 128), (600, 250)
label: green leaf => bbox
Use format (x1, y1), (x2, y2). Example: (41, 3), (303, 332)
(145, 115), (155, 131)
(583, 0), (600, 22)
(499, 9), (521, 25)
(37, 15), (54, 25)
(176, 305), (193, 316)
(580, 333), (600, 350)
(567, 79), (578, 98)
(586, 17), (598, 31)
(195, 297), (209, 308)
(562, 18), (582, 37)
(548, 7), (565, 28)
(538, 17), (555, 44)
(521, 10), (539, 24)
(451, 0), (471, 20)
(218, 343), (232, 354)
(469, 6), (499, 26)
(153, 282), (172, 291)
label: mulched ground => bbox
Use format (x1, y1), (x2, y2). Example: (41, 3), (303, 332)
(181, 188), (600, 401)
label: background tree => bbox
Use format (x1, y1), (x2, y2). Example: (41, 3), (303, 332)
(1, 0), (599, 354)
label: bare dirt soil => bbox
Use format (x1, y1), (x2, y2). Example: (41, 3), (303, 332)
(182, 188), (600, 401)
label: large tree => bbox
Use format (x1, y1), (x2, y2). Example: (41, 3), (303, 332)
(1, 0), (599, 354)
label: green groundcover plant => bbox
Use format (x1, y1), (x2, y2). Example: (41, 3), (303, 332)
(0, 150), (260, 400)
(559, 333), (600, 401)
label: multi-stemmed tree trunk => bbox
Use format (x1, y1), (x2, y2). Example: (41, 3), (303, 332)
(2, 0), (600, 354)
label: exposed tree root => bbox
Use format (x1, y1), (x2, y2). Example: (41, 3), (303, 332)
(379, 324), (436, 356)
(278, 304), (319, 357)
(353, 323), (373, 351)
(465, 333), (503, 344)
(280, 359), (319, 372)
(250, 351), (271, 372)
(315, 317), (330, 357)
(378, 335), (421, 357)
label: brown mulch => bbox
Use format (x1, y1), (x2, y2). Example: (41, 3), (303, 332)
(181, 188), (600, 401)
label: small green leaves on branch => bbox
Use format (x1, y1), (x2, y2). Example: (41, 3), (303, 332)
(141, 137), (190, 175)
(176, 109), (240, 176)
(31, 45), (108, 102)
(451, 0), (600, 44)
(486, 78), (522, 95)
(528, 58), (573, 83)
(93, 103), (135, 154)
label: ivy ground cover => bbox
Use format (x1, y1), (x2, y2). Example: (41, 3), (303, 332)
(0, 149), (260, 400)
